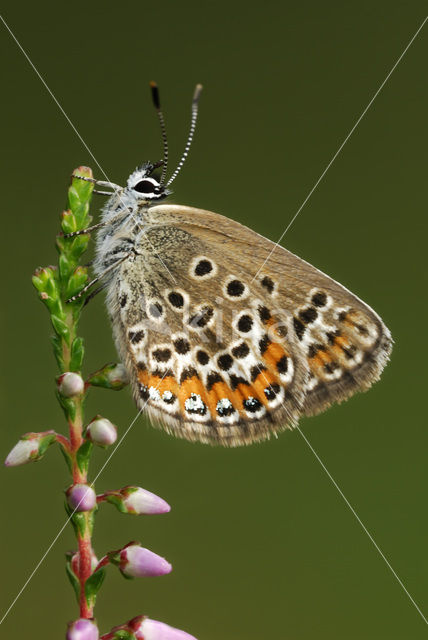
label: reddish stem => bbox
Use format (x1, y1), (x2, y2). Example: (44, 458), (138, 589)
(68, 395), (95, 617)
(96, 491), (112, 503)
(94, 555), (110, 573)
(78, 529), (93, 617)
(69, 422), (83, 466)
(55, 433), (71, 451)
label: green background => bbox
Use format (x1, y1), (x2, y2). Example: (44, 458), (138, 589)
(1, 2), (427, 638)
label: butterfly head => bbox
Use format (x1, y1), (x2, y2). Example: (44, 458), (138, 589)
(126, 162), (171, 202)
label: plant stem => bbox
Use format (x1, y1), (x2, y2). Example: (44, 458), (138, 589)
(78, 527), (94, 618)
(63, 274), (95, 618)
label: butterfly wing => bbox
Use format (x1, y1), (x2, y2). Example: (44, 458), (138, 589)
(146, 205), (392, 419)
(110, 210), (311, 446)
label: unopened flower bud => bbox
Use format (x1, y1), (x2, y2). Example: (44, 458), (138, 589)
(106, 363), (129, 386)
(66, 618), (99, 640)
(70, 550), (99, 576)
(5, 431), (56, 467)
(86, 417), (117, 446)
(119, 486), (170, 515)
(129, 617), (197, 640)
(58, 372), (85, 397)
(119, 544), (172, 578)
(67, 484), (97, 512)
(5, 438), (39, 467)
(87, 363), (129, 390)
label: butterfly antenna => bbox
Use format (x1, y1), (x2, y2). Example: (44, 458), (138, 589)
(150, 81), (169, 185)
(166, 84), (203, 187)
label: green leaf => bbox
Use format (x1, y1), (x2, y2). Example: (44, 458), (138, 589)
(73, 202), (90, 227)
(61, 209), (77, 235)
(76, 440), (93, 474)
(33, 268), (63, 317)
(70, 300), (85, 324)
(105, 493), (128, 513)
(37, 432), (57, 457)
(87, 507), (96, 536)
(70, 234), (90, 258)
(109, 630), (136, 640)
(85, 567), (106, 608)
(57, 234), (90, 261)
(69, 167), (94, 229)
(32, 274), (45, 292)
(64, 500), (83, 537)
(38, 294), (62, 318)
(44, 269), (60, 298)
(65, 266), (88, 300)
(70, 510), (87, 538)
(70, 337), (85, 372)
(68, 185), (82, 213)
(51, 315), (71, 343)
(51, 335), (65, 370)
(58, 440), (73, 473)
(59, 253), (75, 284)
(65, 559), (80, 603)
(56, 392), (77, 421)
(32, 266), (57, 293)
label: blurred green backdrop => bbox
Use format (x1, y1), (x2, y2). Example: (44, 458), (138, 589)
(1, 2), (428, 639)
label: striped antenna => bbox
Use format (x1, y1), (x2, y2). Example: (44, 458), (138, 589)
(150, 81), (169, 185)
(166, 84), (203, 187)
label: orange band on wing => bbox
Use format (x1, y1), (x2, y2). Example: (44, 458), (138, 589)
(178, 375), (209, 414)
(251, 370), (278, 406)
(262, 341), (290, 371)
(206, 381), (237, 416)
(141, 370), (180, 398)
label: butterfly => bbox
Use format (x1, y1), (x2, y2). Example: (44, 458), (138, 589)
(68, 83), (392, 447)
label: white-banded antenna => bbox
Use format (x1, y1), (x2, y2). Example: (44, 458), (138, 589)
(166, 84), (203, 187)
(150, 81), (169, 185)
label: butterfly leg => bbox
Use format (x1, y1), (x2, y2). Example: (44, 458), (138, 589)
(93, 189), (118, 196)
(63, 220), (111, 238)
(83, 283), (108, 306)
(63, 209), (131, 238)
(66, 253), (131, 303)
(71, 173), (123, 192)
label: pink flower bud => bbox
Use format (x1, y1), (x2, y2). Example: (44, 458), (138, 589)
(66, 618), (99, 640)
(5, 438), (39, 467)
(107, 363), (129, 386)
(58, 372), (85, 397)
(121, 486), (170, 515)
(87, 363), (129, 390)
(4, 431), (56, 467)
(67, 484), (97, 512)
(86, 417), (117, 446)
(129, 617), (197, 640)
(119, 544), (172, 578)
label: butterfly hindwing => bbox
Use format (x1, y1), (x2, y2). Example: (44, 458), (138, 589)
(110, 219), (309, 445)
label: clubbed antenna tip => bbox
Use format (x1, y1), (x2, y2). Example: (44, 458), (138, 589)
(193, 84), (203, 103)
(150, 81), (160, 109)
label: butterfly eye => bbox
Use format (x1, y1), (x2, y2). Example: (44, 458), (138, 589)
(133, 180), (158, 194)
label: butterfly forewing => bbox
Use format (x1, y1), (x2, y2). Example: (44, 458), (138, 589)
(146, 205), (392, 423)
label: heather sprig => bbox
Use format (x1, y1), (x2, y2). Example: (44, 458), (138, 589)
(5, 167), (197, 640)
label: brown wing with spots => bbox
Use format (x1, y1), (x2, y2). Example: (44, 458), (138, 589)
(109, 220), (309, 446)
(147, 205), (392, 421)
